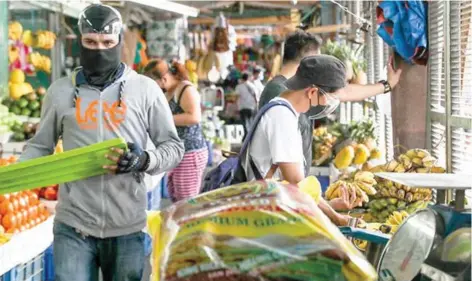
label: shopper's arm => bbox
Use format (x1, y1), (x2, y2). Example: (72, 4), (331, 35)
(318, 198), (350, 226)
(336, 62), (403, 102)
(145, 84), (185, 176)
(19, 89), (60, 161)
(278, 163), (305, 184)
(173, 86), (201, 126)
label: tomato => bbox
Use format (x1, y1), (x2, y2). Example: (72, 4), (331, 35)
(44, 187), (58, 201)
(17, 196), (27, 210)
(16, 212), (24, 226)
(0, 194), (10, 203)
(27, 192), (39, 206)
(28, 205), (38, 220)
(6, 227), (19, 234)
(0, 200), (14, 215)
(2, 212), (17, 229)
(21, 209), (29, 222)
(10, 198), (19, 211)
(38, 214), (46, 222)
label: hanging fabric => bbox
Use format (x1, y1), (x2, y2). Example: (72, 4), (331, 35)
(376, 0), (428, 65)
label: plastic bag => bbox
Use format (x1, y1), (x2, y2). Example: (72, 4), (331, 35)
(147, 180), (376, 281)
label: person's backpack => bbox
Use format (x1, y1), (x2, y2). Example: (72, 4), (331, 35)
(201, 99), (295, 193)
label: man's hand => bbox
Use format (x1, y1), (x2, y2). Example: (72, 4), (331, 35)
(104, 142), (150, 174)
(387, 57), (403, 88)
(329, 185), (363, 211)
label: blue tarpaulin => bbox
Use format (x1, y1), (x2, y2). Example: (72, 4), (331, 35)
(376, 0), (428, 65)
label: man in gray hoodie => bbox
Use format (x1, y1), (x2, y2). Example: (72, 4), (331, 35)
(20, 4), (184, 281)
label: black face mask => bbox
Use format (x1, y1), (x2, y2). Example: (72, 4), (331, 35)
(79, 41), (122, 87)
(306, 105), (326, 117)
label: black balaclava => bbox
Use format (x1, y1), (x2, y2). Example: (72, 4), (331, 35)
(78, 4), (123, 88)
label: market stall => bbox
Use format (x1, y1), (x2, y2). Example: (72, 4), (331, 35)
(0, 0), (471, 281)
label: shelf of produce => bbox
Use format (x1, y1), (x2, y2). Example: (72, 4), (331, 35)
(0, 216), (54, 276)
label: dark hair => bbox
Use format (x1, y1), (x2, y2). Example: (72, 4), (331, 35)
(143, 59), (189, 81)
(241, 73), (249, 81)
(253, 68), (261, 75)
(283, 31), (322, 63)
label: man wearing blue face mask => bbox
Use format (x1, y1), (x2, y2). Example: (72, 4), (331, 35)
(243, 55), (359, 225)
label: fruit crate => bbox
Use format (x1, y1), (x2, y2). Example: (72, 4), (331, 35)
(0, 253), (44, 281)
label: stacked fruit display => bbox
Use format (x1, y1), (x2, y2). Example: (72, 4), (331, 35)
(28, 52), (52, 73)
(34, 30), (56, 50)
(0, 104), (21, 142)
(312, 126), (338, 166)
(2, 85), (45, 118)
(10, 121), (39, 142)
(332, 120), (382, 169)
(365, 149), (445, 222)
(8, 69), (34, 101)
(325, 171), (377, 207)
(8, 21), (54, 74)
(0, 191), (50, 235)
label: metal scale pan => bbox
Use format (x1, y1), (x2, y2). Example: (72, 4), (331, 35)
(374, 173), (471, 281)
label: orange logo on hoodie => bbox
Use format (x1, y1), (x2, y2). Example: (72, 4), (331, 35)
(75, 98), (127, 130)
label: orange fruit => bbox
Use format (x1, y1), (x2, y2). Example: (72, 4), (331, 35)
(10, 198), (19, 211)
(0, 200), (14, 215)
(21, 209), (29, 222)
(0, 194), (10, 203)
(16, 212), (24, 226)
(6, 227), (19, 234)
(2, 212), (17, 229)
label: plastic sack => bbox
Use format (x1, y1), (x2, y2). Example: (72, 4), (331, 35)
(147, 180), (376, 281)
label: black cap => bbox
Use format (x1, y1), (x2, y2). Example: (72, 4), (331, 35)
(284, 55), (347, 92)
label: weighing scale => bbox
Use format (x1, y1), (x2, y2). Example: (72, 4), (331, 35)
(373, 173), (472, 281)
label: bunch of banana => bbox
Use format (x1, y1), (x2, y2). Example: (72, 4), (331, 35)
(35, 30), (56, 50)
(353, 171), (377, 196)
(28, 52), (51, 73)
(313, 130), (337, 166)
(325, 172), (376, 206)
(368, 198), (428, 222)
(384, 210), (410, 234)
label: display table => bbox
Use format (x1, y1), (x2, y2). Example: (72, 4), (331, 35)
(0, 216), (54, 276)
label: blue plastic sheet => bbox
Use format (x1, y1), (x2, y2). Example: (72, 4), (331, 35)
(376, 0), (428, 65)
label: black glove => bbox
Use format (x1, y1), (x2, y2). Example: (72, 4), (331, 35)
(116, 142), (150, 174)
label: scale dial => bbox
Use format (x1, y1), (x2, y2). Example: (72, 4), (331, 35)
(378, 209), (443, 281)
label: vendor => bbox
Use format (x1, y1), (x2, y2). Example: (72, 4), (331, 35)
(144, 59), (208, 202)
(243, 55), (361, 225)
(19, 4), (184, 281)
(259, 30), (403, 177)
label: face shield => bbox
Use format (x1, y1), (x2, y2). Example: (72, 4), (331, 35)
(78, 4), (123, 35)
(306, 87), (341, 120)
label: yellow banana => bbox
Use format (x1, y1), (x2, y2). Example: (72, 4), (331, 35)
(325, 181), (343, 199)
(355, 181), (377, 196)
(385, 159), (400, 172)
(398, 154), (413, 170)
(405, 149), (418, 159)
(394, 163), (406, 173)
(412, 157), (424, 167)
(422, 156), (436, 168)
(415, 149), (431, 159)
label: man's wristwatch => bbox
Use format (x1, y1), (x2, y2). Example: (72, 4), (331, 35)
(379, 80), (392, 94)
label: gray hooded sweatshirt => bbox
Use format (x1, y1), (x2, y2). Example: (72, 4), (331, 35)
(20, 65), (184, 238)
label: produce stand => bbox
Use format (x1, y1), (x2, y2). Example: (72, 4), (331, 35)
(0, 216), (53, 276)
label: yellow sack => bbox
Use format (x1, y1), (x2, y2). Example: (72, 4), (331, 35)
(147, 180), (376, 281)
